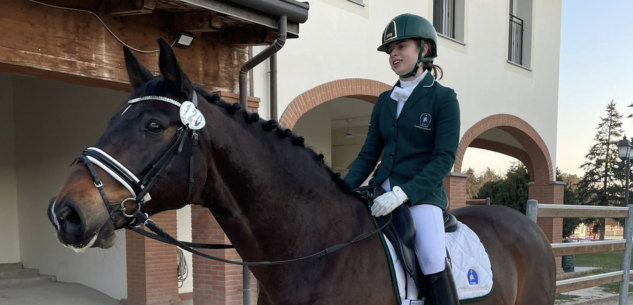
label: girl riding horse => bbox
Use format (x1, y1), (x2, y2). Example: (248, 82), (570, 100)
(344, 13), (460, 304)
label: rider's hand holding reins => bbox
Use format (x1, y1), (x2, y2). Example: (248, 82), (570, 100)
(371, 186), (408, 217)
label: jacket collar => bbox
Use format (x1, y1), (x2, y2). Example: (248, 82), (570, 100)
(388, 72), (436, 119)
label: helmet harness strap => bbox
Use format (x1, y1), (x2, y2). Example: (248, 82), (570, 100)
(400, 40), (434, 79)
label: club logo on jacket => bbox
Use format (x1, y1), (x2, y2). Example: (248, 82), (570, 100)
(414, 113), (432, 131)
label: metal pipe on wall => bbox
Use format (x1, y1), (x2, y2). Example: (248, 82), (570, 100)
(270, 53), (278, 121)
(238, 16), (287, 305)
(239, 15), (287, 111)
(248, 46), (255, 97)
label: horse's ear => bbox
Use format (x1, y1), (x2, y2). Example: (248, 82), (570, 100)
(157, 38), (193, 100)
(124, 47), (154, 90)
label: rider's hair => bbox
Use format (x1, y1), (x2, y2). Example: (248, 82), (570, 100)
(416, 40), (443, 80)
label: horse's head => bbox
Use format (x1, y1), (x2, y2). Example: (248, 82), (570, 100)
(47, 39), (207, 252)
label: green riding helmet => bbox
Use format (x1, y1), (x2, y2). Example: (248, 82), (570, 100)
(378, 13), (438, 78)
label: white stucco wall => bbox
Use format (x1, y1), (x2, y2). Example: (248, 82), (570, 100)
(332, 125), (369, 178)
(0, 73), (21, 264)
(292, 102), (332, 166)
(254, 0), (562, 178)
(11, 75), (128, 300)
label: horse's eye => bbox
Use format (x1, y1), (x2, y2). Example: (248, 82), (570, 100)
(146, 122), (164, 134)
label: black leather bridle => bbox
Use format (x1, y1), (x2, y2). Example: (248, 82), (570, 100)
(70, 92), (390, 266)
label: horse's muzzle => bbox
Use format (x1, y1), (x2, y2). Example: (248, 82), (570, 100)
(48, 197), (88, 246)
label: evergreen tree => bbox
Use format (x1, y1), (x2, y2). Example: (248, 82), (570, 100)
(465, 167), (500, 199)
(557, 169), (581, 238)
(477, 164), (530, 213)
(577, 100), (625, 240)
(465, 168), (478, 199)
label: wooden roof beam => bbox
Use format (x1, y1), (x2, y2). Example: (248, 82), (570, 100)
(105, 0), (156, 16)
(217, 27), (277, 46)
(173, 11), (225, 33)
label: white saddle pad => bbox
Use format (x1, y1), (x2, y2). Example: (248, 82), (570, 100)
(446, 221), (493, 300)
(386, 220), (493, 304)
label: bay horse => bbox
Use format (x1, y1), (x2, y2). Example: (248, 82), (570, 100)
(47, 38), (555, 304)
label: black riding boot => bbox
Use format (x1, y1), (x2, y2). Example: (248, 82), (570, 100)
(425, 259), (459, 305)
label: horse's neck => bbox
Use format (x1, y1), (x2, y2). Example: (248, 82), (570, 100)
(198, 107), (372, 287)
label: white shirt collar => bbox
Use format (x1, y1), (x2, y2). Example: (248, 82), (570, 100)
(390, 70), (428, 104)
(399, 70), (427, 89)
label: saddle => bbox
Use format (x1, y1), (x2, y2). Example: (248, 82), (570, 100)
(353, 185), (458, 297)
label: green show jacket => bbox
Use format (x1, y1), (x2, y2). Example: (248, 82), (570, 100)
(344, 73), (460, 210)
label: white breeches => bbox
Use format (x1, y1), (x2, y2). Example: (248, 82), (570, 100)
(410, 204), (447, 275)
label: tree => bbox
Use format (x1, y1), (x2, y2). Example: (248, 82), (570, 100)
(476, 164), (530, 213)
(465, 167), (501, 199)
(475, 165), (583, 238)
(557, 169), (581, 238)
(465, 168), (478, 199)
(577, 100), (625, 240)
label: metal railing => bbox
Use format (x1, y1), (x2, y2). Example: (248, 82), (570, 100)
(526, 200), (633, 304)
(508, 14), (524, 65)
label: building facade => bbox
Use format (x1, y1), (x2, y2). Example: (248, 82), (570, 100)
(0, 0), (564, 304)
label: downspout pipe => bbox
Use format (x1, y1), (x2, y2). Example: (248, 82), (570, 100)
(239, 15), (287, 111)
(270, 53), (278, 121)
(238, 15), (287, 305)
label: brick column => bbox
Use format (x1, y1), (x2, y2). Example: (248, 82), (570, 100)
(191, 206), (258, 305)
(529, 181), (565, 274)
(445, 172), (468, 210)
(124, 211), (181, 305)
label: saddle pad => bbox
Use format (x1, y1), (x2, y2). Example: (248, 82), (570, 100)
(385, 221), (492, 304)
(446, 221), (493, 301)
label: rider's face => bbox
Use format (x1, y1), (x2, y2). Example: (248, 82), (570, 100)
(387, 39), (420, 76)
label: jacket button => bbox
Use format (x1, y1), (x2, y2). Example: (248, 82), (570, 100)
(392, 123), (397, 128)
(393, 139), (397, 144)
(388, 169), (392, 174)
(390, 152), (394, 158)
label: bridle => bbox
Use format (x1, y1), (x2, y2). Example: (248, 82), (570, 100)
(70, 91), (391, 266)
(74, 93), (202, 229)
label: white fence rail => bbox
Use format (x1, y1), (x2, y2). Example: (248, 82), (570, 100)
(526, 200), (633, 303)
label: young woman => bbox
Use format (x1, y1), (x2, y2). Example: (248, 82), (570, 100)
(343, 13), (461, 305)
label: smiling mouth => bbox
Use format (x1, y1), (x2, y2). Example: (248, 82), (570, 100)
(392, 60), (402, 66)
(65, 232), (99, 253)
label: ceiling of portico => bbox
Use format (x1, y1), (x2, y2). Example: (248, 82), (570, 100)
(476, 128), (525, 150)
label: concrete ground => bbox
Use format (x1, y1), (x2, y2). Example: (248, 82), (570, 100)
(0, 265), (630, 305)
(556, 286), (633, 305)
(0, 282), (122, 305)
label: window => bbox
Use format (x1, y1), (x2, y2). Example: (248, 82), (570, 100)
(433, 0), (465, 43)
(508, 0), (533, 68)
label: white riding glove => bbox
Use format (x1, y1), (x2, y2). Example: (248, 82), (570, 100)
(371, 186), (409, 217)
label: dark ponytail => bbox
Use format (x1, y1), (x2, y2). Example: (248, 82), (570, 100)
(417, 40), (443, 80)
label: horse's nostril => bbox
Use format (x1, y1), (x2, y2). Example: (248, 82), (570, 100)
(58, 206), (81, 225)
(56, 203), (85, 236)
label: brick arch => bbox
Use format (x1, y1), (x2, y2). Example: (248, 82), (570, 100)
(279, 79), (392, 130)
(454, 114), (554, 182)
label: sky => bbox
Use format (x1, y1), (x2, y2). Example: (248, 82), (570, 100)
(462, 0), (633, 178)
